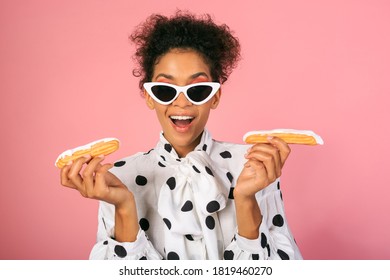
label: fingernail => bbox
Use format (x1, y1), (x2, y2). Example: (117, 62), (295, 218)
(66, 160), (73, 166)
(267, 136), (274, 141)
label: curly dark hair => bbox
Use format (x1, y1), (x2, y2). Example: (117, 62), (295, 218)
(130, 10), (241, 94)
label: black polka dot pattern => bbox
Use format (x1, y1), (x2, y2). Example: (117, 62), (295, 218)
(163, 218), (171, 230)
(166, 177), (176, 190)
(206, 200), (220, 213)
(226, 172), (233, 183)
(118, 133), (296, 260)
(205, 166), (214, 176)
(135, 175), (147, 186)
(114, 245), (127, 258)
(181, 200), (193, 212)
(167, 251), (180, 260)
(220, 151), (232, 159)
(228, 187), (235, 199)
(139, 218), (150, 231)
(185, 234), (194, 241)
(205, 216), (215, 230)
(277, 249), (290, 260)
(114, 161), (126, 167)
(266, 244), (271, 257)
(103, 240), (108, 245)
(272, 214), (284, 227)
(143, 149), (153, 155)
(261, 233), (267, 248)
(164, 144), (172, 153)
(224, 250), (234, 260)
(192, 165), (200, 173)
(261, 232), (272, 258)
(139, 256), (147, 260)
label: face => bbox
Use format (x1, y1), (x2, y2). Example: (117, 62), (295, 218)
(145, 49), (221, 157)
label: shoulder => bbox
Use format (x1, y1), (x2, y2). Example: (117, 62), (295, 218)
(111, 150), (154, 170)
(109, 149), (160, 188)
(211, 139), (249, 159)
(209, 140), (249, 175)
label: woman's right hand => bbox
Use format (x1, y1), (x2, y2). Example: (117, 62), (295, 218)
(60, 155), (133, 209)
(61, 155), (139, 242)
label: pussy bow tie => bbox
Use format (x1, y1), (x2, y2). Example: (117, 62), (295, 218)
(156, 130), (231, 238)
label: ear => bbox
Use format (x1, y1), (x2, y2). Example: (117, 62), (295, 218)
(145, 91), (155, 110)
(211, 88), (222, 109)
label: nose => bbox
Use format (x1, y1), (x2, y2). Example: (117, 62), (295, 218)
(172, 92), (192, 107)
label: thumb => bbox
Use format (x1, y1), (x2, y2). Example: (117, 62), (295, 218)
(94, 163), (114, 184)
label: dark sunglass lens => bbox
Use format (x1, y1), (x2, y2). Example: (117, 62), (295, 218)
(187, 85), (213, 102)
(151, 85), (176, 102)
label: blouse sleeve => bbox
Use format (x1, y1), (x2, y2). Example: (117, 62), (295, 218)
(224, 178), (303, 260)
(89, 201), (163, 260)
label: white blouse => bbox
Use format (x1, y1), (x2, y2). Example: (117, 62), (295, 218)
(89, 129), (302, 260)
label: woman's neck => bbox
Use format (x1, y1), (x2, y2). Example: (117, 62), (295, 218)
(169, 132), (203, 158)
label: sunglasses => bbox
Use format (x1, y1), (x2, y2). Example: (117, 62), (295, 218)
(143, 82), (221, 105)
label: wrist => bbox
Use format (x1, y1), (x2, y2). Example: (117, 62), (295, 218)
(115, 191), (136, 213)
(234, 187), (261, 239)
(233, 184), (257, 202)
(234, 194), (258, 213)
(114, 193), (139, 242)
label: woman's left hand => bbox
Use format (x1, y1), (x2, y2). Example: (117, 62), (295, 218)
(235, 137), (291, 199)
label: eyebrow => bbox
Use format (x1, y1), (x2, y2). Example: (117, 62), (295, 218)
(190, 72), (210, 79)
(154, 72), (210, 80)
(154, 73), (173, 80)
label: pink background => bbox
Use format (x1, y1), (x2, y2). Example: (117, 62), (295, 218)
(1, 0), (389, 259)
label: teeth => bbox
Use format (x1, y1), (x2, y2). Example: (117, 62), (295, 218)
(170, 116), (194, 120)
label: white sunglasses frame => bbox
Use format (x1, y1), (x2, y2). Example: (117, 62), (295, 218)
(143, 82), (221, 105)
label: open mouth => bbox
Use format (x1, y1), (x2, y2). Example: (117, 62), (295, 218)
(170, 115), (195, 128)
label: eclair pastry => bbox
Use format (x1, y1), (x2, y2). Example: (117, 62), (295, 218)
(243, 129), (324, 145)
(55, 138), (120, 168)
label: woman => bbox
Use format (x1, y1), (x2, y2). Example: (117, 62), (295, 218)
(60, 11), (302, 260)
